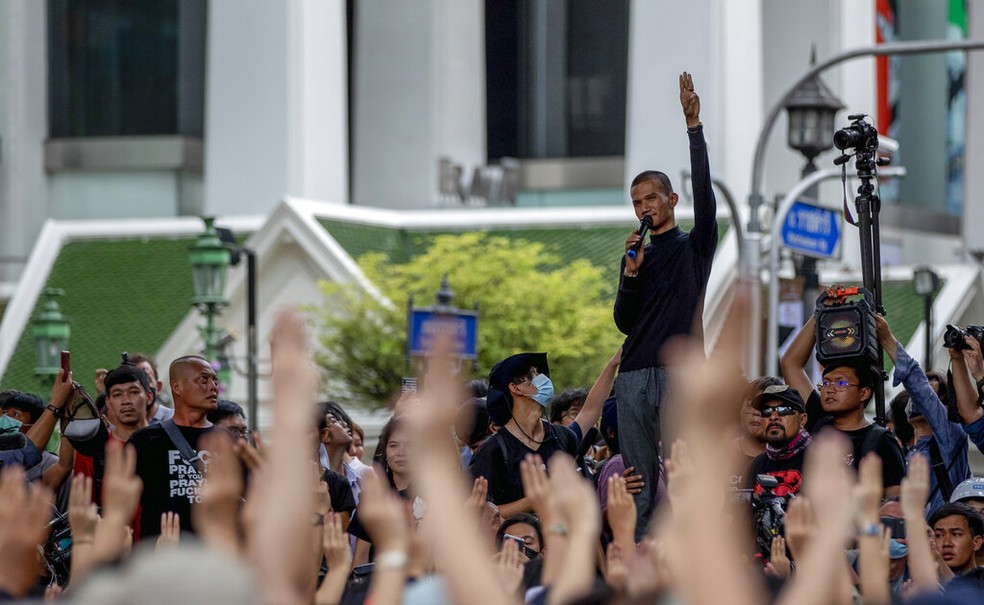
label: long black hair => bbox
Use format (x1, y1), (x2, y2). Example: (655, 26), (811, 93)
(373, 415), (409, 491)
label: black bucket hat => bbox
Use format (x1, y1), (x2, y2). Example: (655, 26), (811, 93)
(485, 352), (549, 426)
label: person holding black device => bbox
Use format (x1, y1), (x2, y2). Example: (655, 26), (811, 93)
(613, 71), (718, 540)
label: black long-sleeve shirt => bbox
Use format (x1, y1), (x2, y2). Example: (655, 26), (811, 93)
(614, 126), (718, 372)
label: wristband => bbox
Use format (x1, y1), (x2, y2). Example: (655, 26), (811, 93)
(858, 522), (881, 537)
(376, 550), (407, 570)
(46, 404), (65, 419)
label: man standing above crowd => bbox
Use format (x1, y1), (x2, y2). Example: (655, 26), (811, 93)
(613, 71), (718, 538)
(130, 355), (221, 539)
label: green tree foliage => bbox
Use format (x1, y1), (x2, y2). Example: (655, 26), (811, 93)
(311, 232), (623, 409)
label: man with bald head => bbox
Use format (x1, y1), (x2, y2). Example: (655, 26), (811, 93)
(129, 355), (223, 539)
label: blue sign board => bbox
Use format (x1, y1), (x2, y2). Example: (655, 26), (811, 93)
(409, 310), (478, 359)
(781, 201), (841, 259)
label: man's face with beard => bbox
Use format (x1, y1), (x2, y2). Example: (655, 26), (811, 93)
(759, 402), (806, 444)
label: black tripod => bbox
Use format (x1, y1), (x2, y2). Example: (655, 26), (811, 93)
(835, 115), (890, 426)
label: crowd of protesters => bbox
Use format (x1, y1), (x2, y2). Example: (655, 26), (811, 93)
(2, 72), (984, 605)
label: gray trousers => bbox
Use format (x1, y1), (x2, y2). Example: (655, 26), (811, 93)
(614, 366), (666, 541)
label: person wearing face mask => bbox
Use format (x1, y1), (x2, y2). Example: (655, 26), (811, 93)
(469, 352), (594, 518)
(0, 373), (76, 496)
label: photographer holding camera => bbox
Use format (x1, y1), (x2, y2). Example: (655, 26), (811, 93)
(946, 327), (984, 456)
(877, 315), (970, 514)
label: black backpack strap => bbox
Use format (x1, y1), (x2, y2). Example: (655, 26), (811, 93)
(161, 419), (204, 474)
(861, 424), (889, 459)
(927, 437), (956, 502)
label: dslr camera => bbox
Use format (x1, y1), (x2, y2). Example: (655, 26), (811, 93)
(834, 114), (879, 153)
(943, 324), (984, 351)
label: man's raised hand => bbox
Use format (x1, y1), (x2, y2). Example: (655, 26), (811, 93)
(679, 72), (700, 129)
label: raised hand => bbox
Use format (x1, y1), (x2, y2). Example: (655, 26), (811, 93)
(519, 454), (552, 521)
(316, 512), (352, 605)
(853, 454), (883, 526)
(679, 71), (701, 128)
(195, 430), (244, 555)
(901, 454), (930, 518)
(783, 496), (814, 560)
(99, 439), (142, 524)
(234, 431), (265, 472)
(358, 467), (410, 554)
(0, 467), (54, 598)
(604, 542), (629, 591)
(68, 474), (100, 544)
(466, 476), (489, 516)
(624, 538), (668, 600)
(156, 512), (181, 550)
(765, 536), (791, 579)
(493, 538), (525, 597)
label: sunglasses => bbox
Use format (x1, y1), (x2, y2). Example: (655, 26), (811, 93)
(758, 405), (799, 418)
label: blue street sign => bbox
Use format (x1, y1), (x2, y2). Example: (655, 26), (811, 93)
(781, 201), (841, 259)
(409, 310), (478, 359)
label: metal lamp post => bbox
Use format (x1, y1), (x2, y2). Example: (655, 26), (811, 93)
(913, 266), (940, 370)
(214, 226), (259, 432)
(32, 288), (71, 380)
(189, 217), (231, 373)
(780, 50), (844, 376)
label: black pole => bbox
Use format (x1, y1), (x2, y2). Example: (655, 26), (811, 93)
(246, 249), (258, 432)
(924, 294), (933, 371)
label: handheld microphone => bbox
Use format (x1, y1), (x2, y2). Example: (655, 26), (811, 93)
(626, 215), (653, 259)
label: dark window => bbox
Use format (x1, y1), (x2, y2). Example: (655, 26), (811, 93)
(486, 0), (628, 160)
(48, 0), (206, 138)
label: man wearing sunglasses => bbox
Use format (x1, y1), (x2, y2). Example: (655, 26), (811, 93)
(745, 385), (811, 499)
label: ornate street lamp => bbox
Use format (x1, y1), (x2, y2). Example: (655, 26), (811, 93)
(189, 217), (231, 367)
(784, 48), (846, 170)
(32, 288), (71, 378)
(913, 266), (941, 370)
(781, 48), (845, 376)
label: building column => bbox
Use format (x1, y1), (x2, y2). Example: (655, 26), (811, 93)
(964, 2), (984, 258)
(624, 0), (717, 197)
(351, 0), (485, 209)
(0, 0), (48, 283)
(205, 0), (349, 216)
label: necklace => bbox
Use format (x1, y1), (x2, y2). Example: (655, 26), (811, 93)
(511, 418), (545, 446)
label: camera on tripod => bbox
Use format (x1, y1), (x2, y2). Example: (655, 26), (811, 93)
(834, 114), (879, 152)
(943, 324), (984, 351)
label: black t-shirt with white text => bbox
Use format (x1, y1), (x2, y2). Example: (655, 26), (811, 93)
(129, 423), (213, 539)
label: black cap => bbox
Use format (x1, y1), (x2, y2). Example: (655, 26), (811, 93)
(751, 384), (806, 413)
(485, 353), (549, 426)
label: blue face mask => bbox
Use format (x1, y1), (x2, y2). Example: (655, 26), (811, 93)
(889, 539), (908, 559)
(530, 373), (554, 408)
(0, 414), (24, 434)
